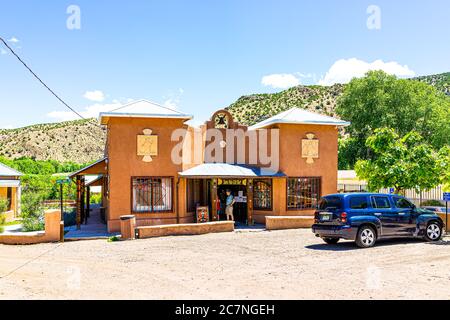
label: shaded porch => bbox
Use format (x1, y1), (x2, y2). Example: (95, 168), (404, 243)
(179, 163), (286, 226)
(69, 158), (109, 233)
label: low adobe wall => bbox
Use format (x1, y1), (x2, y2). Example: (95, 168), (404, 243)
(136, 221), (235, 239)
(265, 216), (314, 230)
(0, 210), (62, 245)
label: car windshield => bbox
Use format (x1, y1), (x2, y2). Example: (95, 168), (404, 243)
(318, 196), (342, 210)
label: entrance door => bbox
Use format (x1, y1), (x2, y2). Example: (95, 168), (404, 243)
(217, 181), (248, 224)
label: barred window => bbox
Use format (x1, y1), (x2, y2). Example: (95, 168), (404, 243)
(253, 179), (272, 210)
(132, 177), (173, 213)
(287, 177), (321, 210)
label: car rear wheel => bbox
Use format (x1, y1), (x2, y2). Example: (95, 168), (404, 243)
(425, 222), (442, 242)
(322, 238), (339, 245)
(356, 226), (376, 248)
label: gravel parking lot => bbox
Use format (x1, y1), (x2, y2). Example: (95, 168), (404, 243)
(0, 229), (449, 300)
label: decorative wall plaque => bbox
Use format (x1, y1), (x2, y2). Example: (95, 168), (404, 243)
(137, 129), (158, 162)
(302, 133), (319, 164)
(213, 112), (230, 129)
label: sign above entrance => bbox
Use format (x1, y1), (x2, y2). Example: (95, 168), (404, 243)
(137, 128), (158, 162)
(302, 133), (319, 164)
(218, 178), (247, 186)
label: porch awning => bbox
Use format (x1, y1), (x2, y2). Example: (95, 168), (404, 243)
(179, 163), (286, 178)
(69, 158), (108, 178)
(0, 180), (20, 187)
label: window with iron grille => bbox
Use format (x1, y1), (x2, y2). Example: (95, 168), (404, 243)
(253, 179), (272, 210)
(287, 177), (321, 210)
(132, 177), (173, 213)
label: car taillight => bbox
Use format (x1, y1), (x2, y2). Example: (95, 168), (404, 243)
(340, 212), (347, 224)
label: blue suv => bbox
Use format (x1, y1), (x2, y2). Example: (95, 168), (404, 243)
(312, 193), (445, 248)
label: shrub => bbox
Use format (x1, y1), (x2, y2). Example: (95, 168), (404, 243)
(108, 236), (120, 242)
(90, 193), (102, 204)
(21, 193), (45, 232)
(0, 226), (4, 234)
(0, 199), (9, 214)
(421, 200), (444, 207)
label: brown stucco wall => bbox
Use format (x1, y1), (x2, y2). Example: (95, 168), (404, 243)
(105, 114), (339, 231)
(277, 123), (338, 192)
(252, 124), (338, 223)
(106, 117), (193, 232)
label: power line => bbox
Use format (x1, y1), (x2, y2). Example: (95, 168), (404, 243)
(0, 36), (93, 123)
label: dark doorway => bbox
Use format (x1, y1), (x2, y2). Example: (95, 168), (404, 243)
(217, 184), (247, 223)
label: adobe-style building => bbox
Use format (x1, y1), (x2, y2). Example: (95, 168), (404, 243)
(0, 163), (22, 222)
(72, 100), (349, 232)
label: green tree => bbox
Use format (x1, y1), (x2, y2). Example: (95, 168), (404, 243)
(355, 128), (446, 194)
(337, 70), (450, 168)
(439, 146), (450, 192)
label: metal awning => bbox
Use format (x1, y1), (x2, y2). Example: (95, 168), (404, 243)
(179, 163), (285, 178)
(0, 180), (20, 187)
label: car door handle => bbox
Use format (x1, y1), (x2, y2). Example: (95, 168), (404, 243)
(398, 212), (405, 216)
(374, 213), (381, 216)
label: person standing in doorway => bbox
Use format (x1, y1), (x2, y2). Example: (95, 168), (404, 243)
(225, 189), (235, 221)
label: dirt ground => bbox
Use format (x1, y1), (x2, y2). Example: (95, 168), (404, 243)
(0, 229), (449, 300)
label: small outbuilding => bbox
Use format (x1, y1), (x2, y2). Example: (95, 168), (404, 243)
(0, 162), (22, 222)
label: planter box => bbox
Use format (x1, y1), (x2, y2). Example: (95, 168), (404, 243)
(137, 221), (234, 239)
(265, 216), (314, 230)
(0, 210), (62, 245)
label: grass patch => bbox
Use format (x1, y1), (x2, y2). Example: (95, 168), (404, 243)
(107, 236), (120, 242)
(0, 220), (22, 227)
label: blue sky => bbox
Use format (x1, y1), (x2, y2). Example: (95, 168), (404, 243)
(1, 0), (449, 128)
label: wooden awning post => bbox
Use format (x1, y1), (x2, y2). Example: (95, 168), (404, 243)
(247, 179), (254, 226)
(80, 177), (85, 226)
(76, 176), (82, 230)
(86, 186), (91, 224)
(210, 178), (218, 221)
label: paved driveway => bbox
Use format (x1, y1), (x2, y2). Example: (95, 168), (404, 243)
(0, 229), (449, 299)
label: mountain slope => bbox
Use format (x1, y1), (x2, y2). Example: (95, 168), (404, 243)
(0, 72), (448, 163)
(415, 72), (450, 96)
(227, 84), (344, 126)
(0, 119), (105, 164)
(227, 72), (450, 126)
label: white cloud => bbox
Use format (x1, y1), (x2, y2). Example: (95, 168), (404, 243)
(318, 58), (415, 86)
(7, 37), (19, 43)
(261, 73), (300, 89)
(0, 49), (6, 55)
(163, 99), (179, 110)
(83, 90), (105, 102)
(47, 101), (125, 122)
(162, 88), (185, 110)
